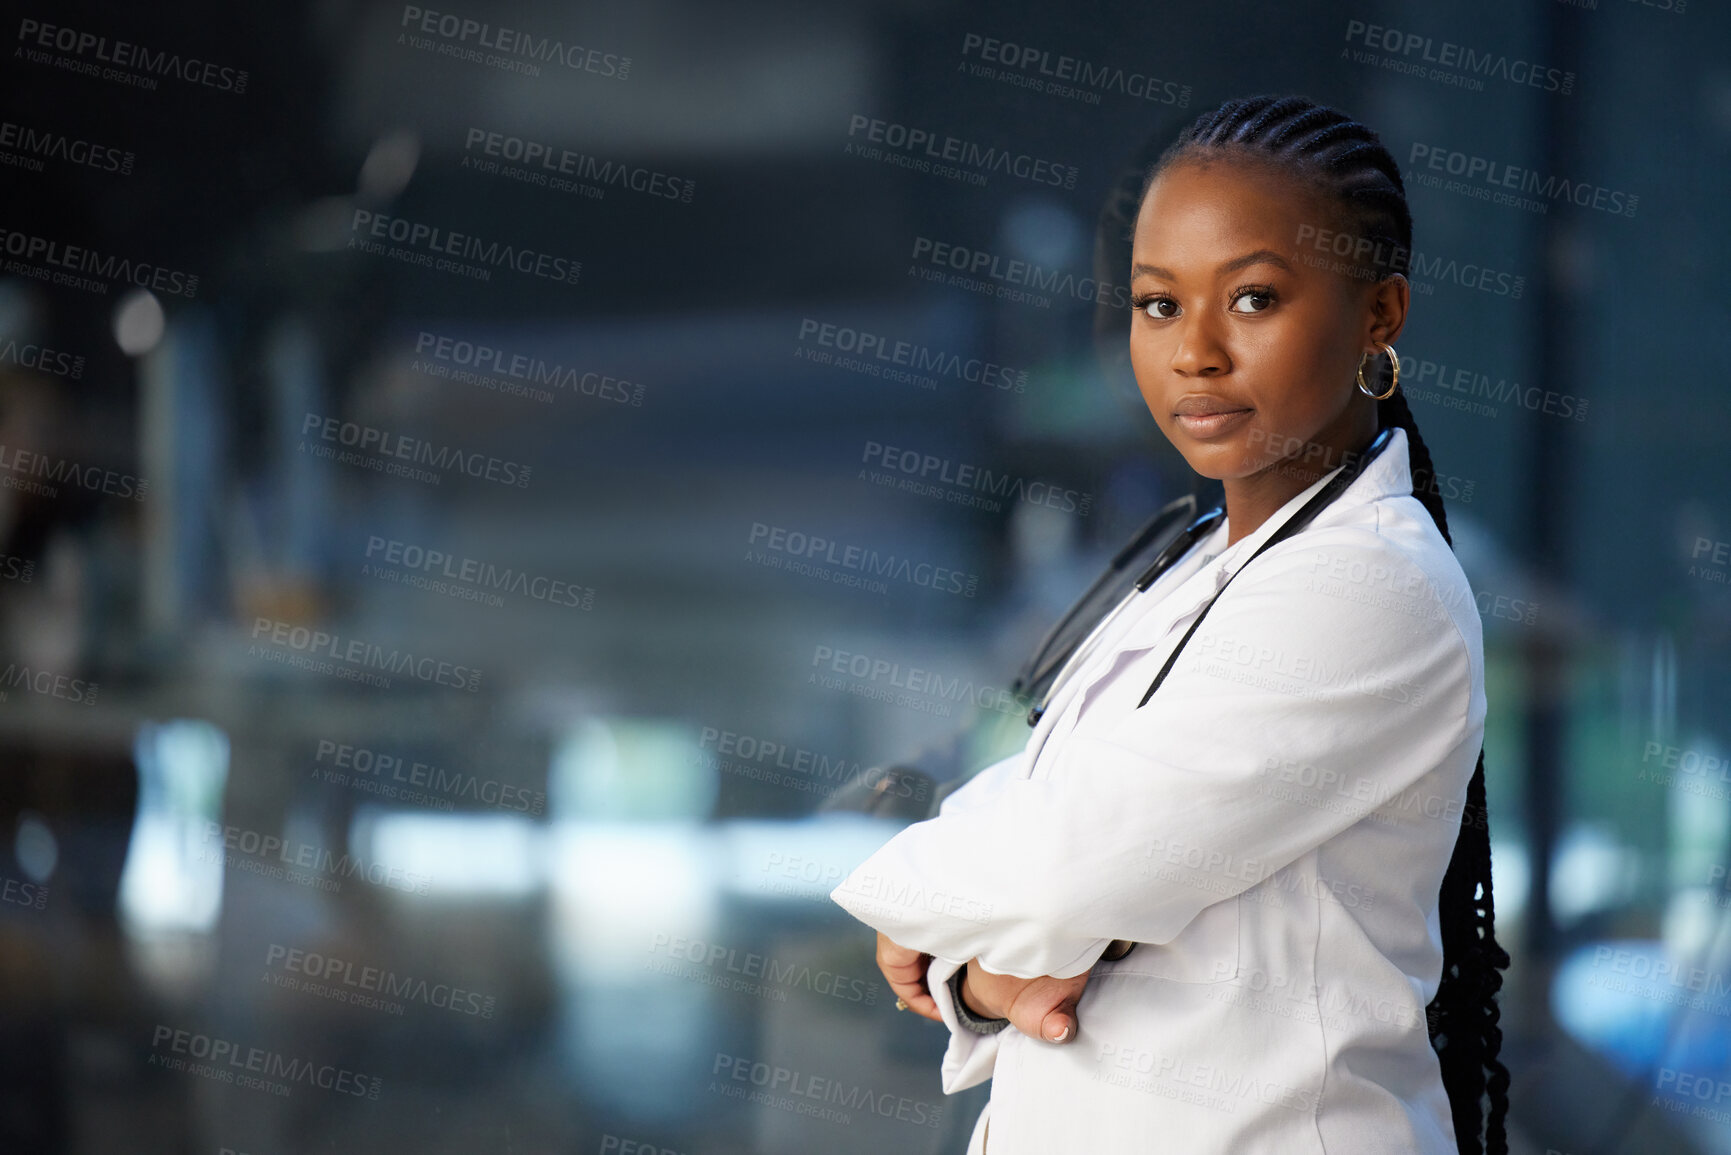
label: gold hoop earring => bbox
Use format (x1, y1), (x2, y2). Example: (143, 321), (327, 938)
(1356, 341), (1400, 401)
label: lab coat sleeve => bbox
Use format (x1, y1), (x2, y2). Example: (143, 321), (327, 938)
(830, 529), (1478, 979)
(924, 954), (1003, 1093)
(841, 754), (1025, 1093)
(935, 750), (1029, 819)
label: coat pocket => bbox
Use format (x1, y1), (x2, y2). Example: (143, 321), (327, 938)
(1096, 894), (1241, 983)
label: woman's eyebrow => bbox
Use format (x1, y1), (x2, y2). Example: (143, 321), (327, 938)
(1222, 248), (1294, 274)
(1132, 248), (1294, 280)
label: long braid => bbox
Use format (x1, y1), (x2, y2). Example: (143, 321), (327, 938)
(1140, 94), (1512, 1155)
(1380, 388), (1511, 1155)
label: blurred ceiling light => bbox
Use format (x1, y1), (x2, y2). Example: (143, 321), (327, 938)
(1550, 822), (1642, 922)
(349, 807), (541, 899)
(358, 129), (420, 202)
(547, 822), (716, 971)
(14, 811), (57, 883)
(118, 719), (230, 936)
(112, 289), (165, 356)
(716, 813), (905, 905)
(551, 718), (718, 823)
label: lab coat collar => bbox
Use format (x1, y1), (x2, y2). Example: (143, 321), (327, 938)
(1093, 426), (1414, 665)
(1205, 424), (1414, 574)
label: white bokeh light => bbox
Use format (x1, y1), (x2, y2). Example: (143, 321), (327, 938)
(112, 289), (165, 356)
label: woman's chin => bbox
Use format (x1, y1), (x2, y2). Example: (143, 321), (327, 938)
(1168, 443), (1259, 483)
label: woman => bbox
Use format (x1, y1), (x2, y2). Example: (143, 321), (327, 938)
(832, 94), (1510, 1154)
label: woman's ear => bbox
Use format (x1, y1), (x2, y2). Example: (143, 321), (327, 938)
(1368, 273), (1411, 347)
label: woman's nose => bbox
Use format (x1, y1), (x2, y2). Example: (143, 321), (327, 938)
(1169, 316), (1230, 377)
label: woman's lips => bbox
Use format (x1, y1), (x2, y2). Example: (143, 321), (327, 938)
(1173, 408), (1253, 438)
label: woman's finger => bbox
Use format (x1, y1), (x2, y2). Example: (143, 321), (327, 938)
(965, 963), (1093, 1043)
(1009, 973), (1091, 1044)
(882, 968), (943, 1022)
(890, 981), (944, 1022)
(876, 935), (929, 983)
(876, 933), (943, 1022)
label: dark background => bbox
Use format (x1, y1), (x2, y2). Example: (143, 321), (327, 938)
(0, 0), (1727, 1152)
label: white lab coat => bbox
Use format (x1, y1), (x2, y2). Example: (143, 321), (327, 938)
(832, 428), (1485, 1154)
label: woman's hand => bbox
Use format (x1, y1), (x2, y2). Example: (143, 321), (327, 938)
(960, 959), (1092, 1043)
(874, 932), (1101, 1041)
(875, 932), (943, 1023)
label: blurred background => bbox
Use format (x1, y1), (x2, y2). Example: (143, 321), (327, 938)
(0, 0), (1727, 1151)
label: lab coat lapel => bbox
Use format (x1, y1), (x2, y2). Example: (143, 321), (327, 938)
(1104, 560), (1226, 659)
(1021, 553), (1223, 777)
(1059, 563), (1223, 721)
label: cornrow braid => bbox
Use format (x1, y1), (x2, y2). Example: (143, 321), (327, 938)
(1143, 93), (1415, 289)
(1139, 94), (1512, 1155)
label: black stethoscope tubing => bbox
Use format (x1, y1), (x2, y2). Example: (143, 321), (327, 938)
(1010, 494), (1200, 711)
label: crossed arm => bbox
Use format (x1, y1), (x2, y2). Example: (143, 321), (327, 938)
(868, 751), (1095, 1042)
(830, 535), (1476, 1054)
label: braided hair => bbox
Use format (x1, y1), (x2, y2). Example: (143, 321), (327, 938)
(1131, 94), (1512, 1155)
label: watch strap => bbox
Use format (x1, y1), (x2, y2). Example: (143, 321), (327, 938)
(946, 966), (1010, 1035)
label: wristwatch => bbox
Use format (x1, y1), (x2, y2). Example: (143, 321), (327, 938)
(946, 966), (1009, 1035)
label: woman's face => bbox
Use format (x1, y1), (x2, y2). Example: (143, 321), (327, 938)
(1128, 155), (1395, 482)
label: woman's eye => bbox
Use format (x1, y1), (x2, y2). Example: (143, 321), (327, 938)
(1231, 290), (1274, 314)
(1142, 297), (1177, 319)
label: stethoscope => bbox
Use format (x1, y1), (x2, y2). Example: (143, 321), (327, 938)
(1017, 426), (1397, 729)
(1013, 498), (1225, 727)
